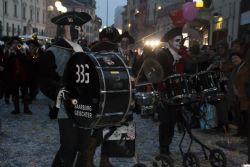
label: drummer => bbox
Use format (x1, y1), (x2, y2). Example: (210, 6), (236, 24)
(156, 27), (191, 157)
(38, 11), (93, 166)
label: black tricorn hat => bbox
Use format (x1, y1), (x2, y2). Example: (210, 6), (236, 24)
(7, 36), (23, 45)
(99, 26), (120, 42)
(115, 31), (135, 44)
(51, 11), (92, 26)
(161, 27), (182, 42)
(91, 41), (118, 52)
(26, 39), (40, 47)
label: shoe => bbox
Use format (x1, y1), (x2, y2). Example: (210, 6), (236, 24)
(24, 110), (32, 115)
(11, 110), (20, 114)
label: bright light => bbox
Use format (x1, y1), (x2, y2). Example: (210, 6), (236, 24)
(117, 28), (122, 34)
(157, 6), (162, 10)
(61, 6), (67, 13)
(55, 1), (62, 8)
(144, 40), (160, 48)
(182, 33), (189, 48)
(57, 5), (63, 12)
(99, 28), (103, 32)
(47, 5), (54, 12)
(199, 27), (203, 30)
(128, 23), (131, 28)
(218, 17), (223, 22)
(195, 0), (204, 7)
(135, 9), (139, 14)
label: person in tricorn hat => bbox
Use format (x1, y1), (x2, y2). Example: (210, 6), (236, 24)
(90, 26), (119, 52)
(38, 11), (92, 166)
(4, 36), (33, 114)
(115, 30), (136, 67)
(86, 26), (120, 167)
(156, 27), (190, 158)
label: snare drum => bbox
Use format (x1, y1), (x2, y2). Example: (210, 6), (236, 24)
(194, 71), (224, 101)
(135, 91), (157, 116)
(194, 71), (220, 93)
(164, 74), (196, 105)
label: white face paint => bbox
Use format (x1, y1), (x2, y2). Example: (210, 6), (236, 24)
(169, 35), (182, 51)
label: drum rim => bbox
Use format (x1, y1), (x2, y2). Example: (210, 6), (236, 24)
(165, 73), (190, 80)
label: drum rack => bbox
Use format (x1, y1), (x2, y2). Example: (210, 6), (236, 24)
(175, 93), (227, 167)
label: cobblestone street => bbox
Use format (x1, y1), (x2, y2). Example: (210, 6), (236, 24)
(0, 94), (248, 167)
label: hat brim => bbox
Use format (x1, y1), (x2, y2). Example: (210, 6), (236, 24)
(51, 11), (92, 25)
(91, 41), (118, 52)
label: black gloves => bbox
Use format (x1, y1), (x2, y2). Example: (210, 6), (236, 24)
(48, 105), (59, 120)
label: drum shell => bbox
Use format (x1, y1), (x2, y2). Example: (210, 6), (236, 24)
(63, 52), (133, 128)
(164, 74), (196, 105)
(135, 91), (156, 116)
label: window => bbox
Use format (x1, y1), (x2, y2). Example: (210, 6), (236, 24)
(30, 8), (33, 20)
(43, 11), (45, 24)
(18, 25), (20, 35)
(14, 4), (17, 17)
(12, 24), (14, 36)
(4, 1), (8, 15)
(37, 9), (40, 22)
(22, 5), (26, 20)
(23, 26), (26, 34)
(6, 23), (9, 36)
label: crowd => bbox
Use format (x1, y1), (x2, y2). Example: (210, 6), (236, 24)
(0, 10), (250, 167)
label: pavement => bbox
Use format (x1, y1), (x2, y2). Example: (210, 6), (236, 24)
(0, 92), (248, 167)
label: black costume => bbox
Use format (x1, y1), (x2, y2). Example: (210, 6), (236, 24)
(39, 11), (92, 167)
(156, 28), (187, 155)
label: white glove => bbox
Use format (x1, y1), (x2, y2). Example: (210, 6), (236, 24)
(55, 87), (69, 108)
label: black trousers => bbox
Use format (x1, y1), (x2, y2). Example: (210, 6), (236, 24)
(158, 103), (181, 154)
(52, 118), (91, 167)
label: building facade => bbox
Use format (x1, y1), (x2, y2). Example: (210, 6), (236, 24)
(122, 0), (243, 48)
(0, 0), (47, 38)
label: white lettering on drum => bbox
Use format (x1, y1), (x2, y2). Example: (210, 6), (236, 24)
(74, 104), (93, 118)
(74, 110), (93, 118)
(75, 64), (90, 84)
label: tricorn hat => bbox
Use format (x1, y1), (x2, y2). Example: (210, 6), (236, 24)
(99, 26), (120, 42)
(115, 31), (135, 44)
(91, 41), (118, 52)
(51, 11), (92, 26)
(161, 27), (182, 42)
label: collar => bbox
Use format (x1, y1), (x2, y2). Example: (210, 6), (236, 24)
(64, 38), (83, 53)
(166, 43), (182, 64)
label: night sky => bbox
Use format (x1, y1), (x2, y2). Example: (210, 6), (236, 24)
(96, 0), (127, 27)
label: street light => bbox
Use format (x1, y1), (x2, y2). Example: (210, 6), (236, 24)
(55, 1), (62, 8)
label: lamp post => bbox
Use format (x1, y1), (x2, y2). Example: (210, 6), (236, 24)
(47, 0), (67, 38)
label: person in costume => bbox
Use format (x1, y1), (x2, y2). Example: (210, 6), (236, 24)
(38, 11), (93, 166)
(157, 27), (186, 157)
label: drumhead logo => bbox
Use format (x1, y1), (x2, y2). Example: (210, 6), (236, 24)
(74, 104), (92, 118)
(103, 56), (114, 65)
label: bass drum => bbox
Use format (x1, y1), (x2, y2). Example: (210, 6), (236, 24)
(63, 52), (133, 128)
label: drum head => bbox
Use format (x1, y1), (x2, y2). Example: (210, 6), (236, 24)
(63, 52), (100, 127)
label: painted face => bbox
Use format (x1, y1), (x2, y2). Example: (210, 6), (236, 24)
(169, 35), (182, 51)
